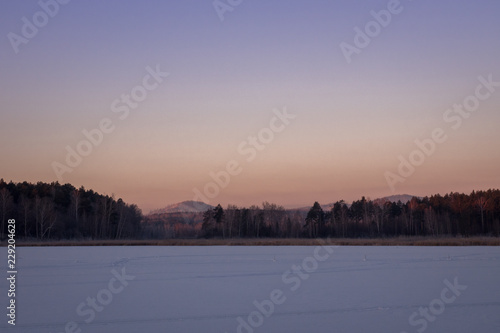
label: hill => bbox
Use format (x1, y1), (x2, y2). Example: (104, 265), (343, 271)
(373, 194), (420, 205)
(294, 194), (418, 212)
(149, 200), (214, 215)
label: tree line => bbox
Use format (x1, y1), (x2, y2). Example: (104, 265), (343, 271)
(2, 179), (499, 240)
(0, 180), (141, 240)
(302, 190), (500, 238)
(145, 190), (500, 239)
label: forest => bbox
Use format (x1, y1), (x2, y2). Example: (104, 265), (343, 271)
(145, 191), (500, 239)
(0, 179), (141, 240)
(1, 179), (499, 240)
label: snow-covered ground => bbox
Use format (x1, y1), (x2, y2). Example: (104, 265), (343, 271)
(1, 246), (499, 333)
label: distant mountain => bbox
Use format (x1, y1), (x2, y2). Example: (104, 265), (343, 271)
(292, 194), (419, 212)
(149, 201), (214, 215)
(374, 194), (419, 204)
(152, 195), (419, 215)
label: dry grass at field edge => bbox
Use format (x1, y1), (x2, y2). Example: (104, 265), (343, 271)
(7, 236), (500, 247)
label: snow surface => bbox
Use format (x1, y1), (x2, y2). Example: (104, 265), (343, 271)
(1, 246), (499, 333)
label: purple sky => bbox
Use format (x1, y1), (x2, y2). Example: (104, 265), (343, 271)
(1, 0), (499, 212)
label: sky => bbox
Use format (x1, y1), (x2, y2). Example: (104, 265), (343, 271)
(1, 0), (500, 213)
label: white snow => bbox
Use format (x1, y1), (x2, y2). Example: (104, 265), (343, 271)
(1, 246), (499, 333)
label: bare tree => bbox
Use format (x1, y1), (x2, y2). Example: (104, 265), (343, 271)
(476, 197), (488, 233)
(35, 196), (56, 239)
(115, 199), (129, 239)
(20, 194), (32, 237)
(424, 207), (438, 236)
(408, 198), (419, 235)
(71, 189), (80, 224)
(373, 204), (384, 235)
(0, 188), (13, 237)
(98, 195), (114, 238)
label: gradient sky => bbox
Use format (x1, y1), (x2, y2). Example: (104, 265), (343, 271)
(1, 0), (500, 213)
